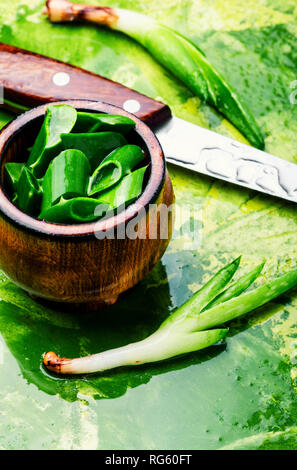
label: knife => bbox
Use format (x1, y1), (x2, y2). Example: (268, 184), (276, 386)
(1, 42), (297, 204)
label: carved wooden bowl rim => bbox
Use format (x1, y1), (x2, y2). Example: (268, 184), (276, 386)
(0, 100), (165, 238)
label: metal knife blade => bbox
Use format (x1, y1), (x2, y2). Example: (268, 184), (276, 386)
(155, 116), (297, 204)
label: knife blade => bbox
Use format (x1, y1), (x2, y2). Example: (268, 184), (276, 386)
(155, 117), (297, 203)
(1, 42), (296, 204)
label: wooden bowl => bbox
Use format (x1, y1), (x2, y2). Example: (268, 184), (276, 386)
(0, 100), (174, 310)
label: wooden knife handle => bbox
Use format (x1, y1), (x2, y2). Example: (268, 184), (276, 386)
(0, 43), (171, 127)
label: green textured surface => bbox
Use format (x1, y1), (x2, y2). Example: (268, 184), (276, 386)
(0, 0), (297, 450)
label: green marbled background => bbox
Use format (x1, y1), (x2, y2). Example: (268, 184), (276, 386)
(0, 0), (296, 449)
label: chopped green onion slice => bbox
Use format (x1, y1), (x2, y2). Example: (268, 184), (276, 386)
(39, 196), (108, 223)
(89, 144), (144, 195)
(41, 149), (91, 213)
(27, 104), (77, 177)
(73, 112), (136, 134)
(61, 131), (127, 171)
(4, 162), (24, 193)
(97, 166), (147, 210)
(15, 166), (42, 216)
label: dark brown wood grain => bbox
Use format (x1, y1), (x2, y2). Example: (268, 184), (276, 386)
(0, 43), (171, 127)
(0, 101), (174, 309)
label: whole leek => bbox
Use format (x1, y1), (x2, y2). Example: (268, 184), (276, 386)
(43, 0), (264, 149)
(43, 259), (297, 375)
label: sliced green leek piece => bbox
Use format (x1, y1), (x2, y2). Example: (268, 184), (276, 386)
(89, 144), (144, 195)
(73, 112), (136, 134)
(41, 149), (91, 214)
(4, 162), (24, 193)
(27, 104), (77, 178)
(97, 166), (147, 210)
(39, 196), (108, 223)
(15, 166), (42, 216)
(61, 131), (127, 171)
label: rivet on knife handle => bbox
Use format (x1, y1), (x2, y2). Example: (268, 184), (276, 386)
(0, 42), (171, 127)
